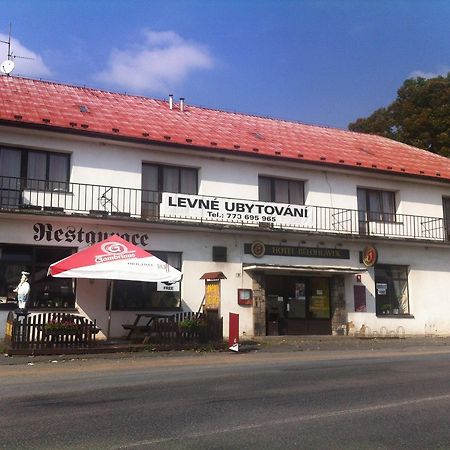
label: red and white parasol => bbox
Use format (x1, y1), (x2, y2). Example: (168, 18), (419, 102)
(49, 235), (181, 283)
(48, 235), (182, 337)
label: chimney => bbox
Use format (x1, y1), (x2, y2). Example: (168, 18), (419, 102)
(179, 97), (185, 112)
(168, 94), (173, 110)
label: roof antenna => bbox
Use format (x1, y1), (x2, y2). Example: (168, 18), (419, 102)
(0, 23), (33, 76)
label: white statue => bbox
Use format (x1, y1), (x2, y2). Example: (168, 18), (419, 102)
(14, 271), (30, 309)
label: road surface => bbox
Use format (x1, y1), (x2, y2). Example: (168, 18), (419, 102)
(1, 348), (450, 449)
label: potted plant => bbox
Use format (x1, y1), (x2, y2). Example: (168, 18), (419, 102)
(179, 318), (203, 332)
(44, 319), (80, 336)
(380, 304), (391, 315)
(179, 318), (208, 342)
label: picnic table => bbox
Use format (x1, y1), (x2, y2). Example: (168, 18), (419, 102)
(122, 313), (176, 342)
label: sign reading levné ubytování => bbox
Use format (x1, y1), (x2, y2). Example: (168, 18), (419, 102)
(160, 193), (313, 228)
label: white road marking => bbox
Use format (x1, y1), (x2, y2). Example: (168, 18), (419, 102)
(115, 392), (450, 448)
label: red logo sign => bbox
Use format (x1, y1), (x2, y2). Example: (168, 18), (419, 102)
(362, 245), (378, 267)
(95, 242), (136, 264)
(250, 241), (266, 258)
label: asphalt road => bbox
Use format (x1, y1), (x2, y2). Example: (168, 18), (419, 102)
(1, 349), (450, 449)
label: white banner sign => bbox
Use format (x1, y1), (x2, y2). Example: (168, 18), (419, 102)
(160, 193), (313, 228)
(157, 281), (180, 292)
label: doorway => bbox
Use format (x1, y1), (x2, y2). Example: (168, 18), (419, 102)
(265, 275), (331, 335)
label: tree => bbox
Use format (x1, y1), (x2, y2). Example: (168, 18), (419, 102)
(348, 73), (450, 157)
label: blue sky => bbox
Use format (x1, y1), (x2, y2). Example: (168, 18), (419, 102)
(1, 0), (449, 129)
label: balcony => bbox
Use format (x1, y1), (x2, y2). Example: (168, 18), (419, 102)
(1, 176), (449, 243)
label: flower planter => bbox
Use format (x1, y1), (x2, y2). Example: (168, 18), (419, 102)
(45, 329), (81, 337)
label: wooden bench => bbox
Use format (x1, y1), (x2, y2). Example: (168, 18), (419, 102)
(122, 324), (153, 339)
(122, 313), (175, 340)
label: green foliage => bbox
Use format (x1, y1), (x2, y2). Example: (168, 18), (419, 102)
(349, 73), (450, 157)
(44, 319), (79, 333)
(179, 318), (204, 332)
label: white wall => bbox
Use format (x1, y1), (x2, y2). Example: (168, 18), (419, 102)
(347, 244), (450, 336)
(2, 126), (450, 217)
(1, 126), (450, 339)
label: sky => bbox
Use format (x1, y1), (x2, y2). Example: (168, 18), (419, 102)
(0, 0), (449, 129)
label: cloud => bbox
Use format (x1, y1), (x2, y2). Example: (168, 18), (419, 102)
(93, 30), (214, 93)
(0, 34), (51, 77)
(409, 66), (450, 79)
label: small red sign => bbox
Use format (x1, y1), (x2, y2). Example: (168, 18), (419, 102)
(228, 313), (239, 351)
(237, 288), (253, 305)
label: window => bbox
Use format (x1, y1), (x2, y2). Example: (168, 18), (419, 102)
(357, 188), (396, 222)
(141, 163), (198, 217)
(0, 146), (70, 192)
(212, 246), (227, 262)
(109, 252), (182, 310)
(258, 176), (304, 204)
(0, 244), (76, 309)
(443, 197), (450, 241)
(0, 148), (21, 207)
(375, 265), (409, 316)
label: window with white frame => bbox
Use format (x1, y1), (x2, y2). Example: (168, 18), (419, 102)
(141, 163), (198, 217)
(108, 251), (182, 310)
(258, 176), (305, 205)
(0, 244), (75, 309)
(0, 146), (70, 191)
(375, 265), (410, 316)
(357, 188), (396, 223)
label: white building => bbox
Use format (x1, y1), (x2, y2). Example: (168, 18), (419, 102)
(1, 76), (449, 338)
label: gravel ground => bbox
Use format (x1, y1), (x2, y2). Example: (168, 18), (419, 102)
(250, 335), (450, 352)
(2, 335), (450, 365)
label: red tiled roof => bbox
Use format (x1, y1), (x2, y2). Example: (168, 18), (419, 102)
(1, 76), (450, 182)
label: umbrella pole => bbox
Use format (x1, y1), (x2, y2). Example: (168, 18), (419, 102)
(107, 280), (114, 339)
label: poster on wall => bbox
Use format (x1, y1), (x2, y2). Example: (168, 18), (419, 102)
(310, 294), (330, 318)
(295, 283), (306, 300)
(205, 280), (221, 310)
(376, 283), (387, 296)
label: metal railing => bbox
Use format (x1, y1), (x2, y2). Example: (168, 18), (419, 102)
(1, 176), (449, 243)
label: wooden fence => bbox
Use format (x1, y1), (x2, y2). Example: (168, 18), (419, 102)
(141, 312), (223, 345)
(5, 311), (99, 353)
(4, 310), (223, 354)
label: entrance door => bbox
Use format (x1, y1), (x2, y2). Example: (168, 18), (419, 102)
(265, 276), (331, 335)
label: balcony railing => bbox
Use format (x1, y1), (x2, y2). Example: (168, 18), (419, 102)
(1, 176), (449, 243)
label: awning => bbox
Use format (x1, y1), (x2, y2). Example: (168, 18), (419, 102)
(243, 264), (367, 275)
(200, 271), (227, 280)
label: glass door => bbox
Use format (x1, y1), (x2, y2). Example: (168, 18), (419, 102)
(287, 281), (307, 319)
(265, 276), (332, 335)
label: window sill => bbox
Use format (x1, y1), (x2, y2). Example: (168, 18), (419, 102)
(24, 188), (72, 195)
(376, 314), (415, 319)
(108, 307), (182, 312)
(0, 305), (78, 312)
(0, 303), (18, 311)
(368, 220), (403, 225)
